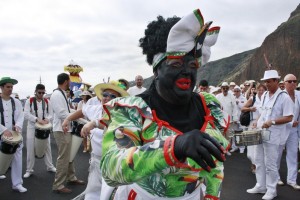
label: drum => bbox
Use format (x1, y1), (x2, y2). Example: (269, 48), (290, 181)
(34, 122), (52, 158)
(69, 118), (87, 162)
(0, 131), (23, 174)
(233, 130), (263, 146)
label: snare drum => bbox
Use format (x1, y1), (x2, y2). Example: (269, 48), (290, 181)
(34, 122), (52, 158)
(0, 131), (23, 174)
(233, 130), (263, 146)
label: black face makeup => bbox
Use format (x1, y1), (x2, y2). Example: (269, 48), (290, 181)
(155, 54), (198, 105)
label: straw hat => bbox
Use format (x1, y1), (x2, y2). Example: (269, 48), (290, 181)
(79, 91), (92, 97)
(94, 80), (129, 99)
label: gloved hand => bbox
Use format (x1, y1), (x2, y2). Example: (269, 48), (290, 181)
(174, 129), (225, 171)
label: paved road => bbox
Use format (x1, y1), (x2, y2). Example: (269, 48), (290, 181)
(1, 133), (299, 200)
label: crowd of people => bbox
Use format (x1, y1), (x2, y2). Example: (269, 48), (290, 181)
(1, 7), (300, 200)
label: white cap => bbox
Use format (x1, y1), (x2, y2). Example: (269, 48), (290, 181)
(234, 86), (241, 91)
(229, 82), (236, 86)
(221, 82), (229, 87)
(261, 70), (281, 81)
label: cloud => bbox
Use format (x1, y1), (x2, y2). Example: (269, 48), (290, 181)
(0, 0), (299, 98)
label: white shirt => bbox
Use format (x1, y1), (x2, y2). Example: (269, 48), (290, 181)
(86, 96), (101, 106)
(0, 97), (24, 135)
(24, 98), (53, 129)
(251, 94), (263, 120)
(287, 90), (300, 133)
(127, 86), (146, 96)
(216, 92), (239, 122)
(235, 94), (247, 118)
(257, 89), (294, 145)
(50, 89), (70, 132)
(82, 99), (103, 156)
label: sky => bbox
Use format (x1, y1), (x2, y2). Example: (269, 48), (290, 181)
(1, 0), (299, 98)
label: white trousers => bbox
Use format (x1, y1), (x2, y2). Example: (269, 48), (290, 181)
(114, 183), (202, 200)
(72, 153), (103, 200)
(254, 143), (279, 196)
(11, 143), (23, 188)
(277, 129), (299, 184)
(25, 126), (54, 172)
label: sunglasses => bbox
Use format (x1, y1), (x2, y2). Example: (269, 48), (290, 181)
(285, 80), (297, 83)
(102, 92), (117, 99)
(37, 92), (45, 95)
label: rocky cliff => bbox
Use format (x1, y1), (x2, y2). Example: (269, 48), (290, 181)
(141, 4), (300, 88)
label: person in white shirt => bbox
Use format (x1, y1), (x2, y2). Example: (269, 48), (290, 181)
(0, 77), (27, 193)
(51, 73), (85, 194)
(127, 75), (146, 96)
(23, 84), (56, 178)
(242, 84), (267, 174)
(231, 86), (247, 153)
(247, 70), (293, 200)
(229, 82), (236, 92)
(276, 74), (300, 190)
(62, 80), (129, 200)
(76, 90), (92, 153)
(216, 82), (239, 153)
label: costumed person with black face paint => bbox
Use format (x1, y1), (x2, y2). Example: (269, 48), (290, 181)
(99, 9), (229, 200)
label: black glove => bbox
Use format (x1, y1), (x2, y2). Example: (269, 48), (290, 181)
(174, 129), (225, 171)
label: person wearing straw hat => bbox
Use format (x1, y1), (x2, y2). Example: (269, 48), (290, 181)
(247, 70), (293, 200)
(96, 9), (229, 200)
(23, 83), (56, 179)
(0, 77), (27, 192)
(62, 80), (128, 200)
(229, 82), (236, 92)
(216, 81), (239, 151)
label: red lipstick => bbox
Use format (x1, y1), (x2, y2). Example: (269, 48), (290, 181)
(176, 78), (191, 90)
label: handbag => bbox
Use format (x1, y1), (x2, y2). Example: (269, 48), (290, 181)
(239, 95), (256, 126)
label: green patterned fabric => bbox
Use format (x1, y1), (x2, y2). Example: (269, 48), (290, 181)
(100, 93), (229, 198)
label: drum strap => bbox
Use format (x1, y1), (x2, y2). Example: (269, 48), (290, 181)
(54, 88), (70, 113)
(32, 97), (46, 120)
(262, 90), (287, 115)
(0, 97), (16, 126)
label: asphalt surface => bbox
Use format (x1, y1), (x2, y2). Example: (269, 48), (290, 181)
(1, 132), (299, 200)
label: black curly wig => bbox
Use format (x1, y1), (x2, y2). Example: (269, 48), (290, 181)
(139, 16), (181, 66)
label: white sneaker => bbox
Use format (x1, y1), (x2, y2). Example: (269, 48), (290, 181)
(47, 167), (56, 173)
(23, 172), (32, 178)
(246, 186), (267, 194)
(13, 184), (27, 193)
(262, 192), (277, 200)
(230, 147), (239, 153)
(277, 180), (284, 186)
(226, 152), (232, 156)
(287, 182), (300, 190)
(0, 175), (6, 179)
